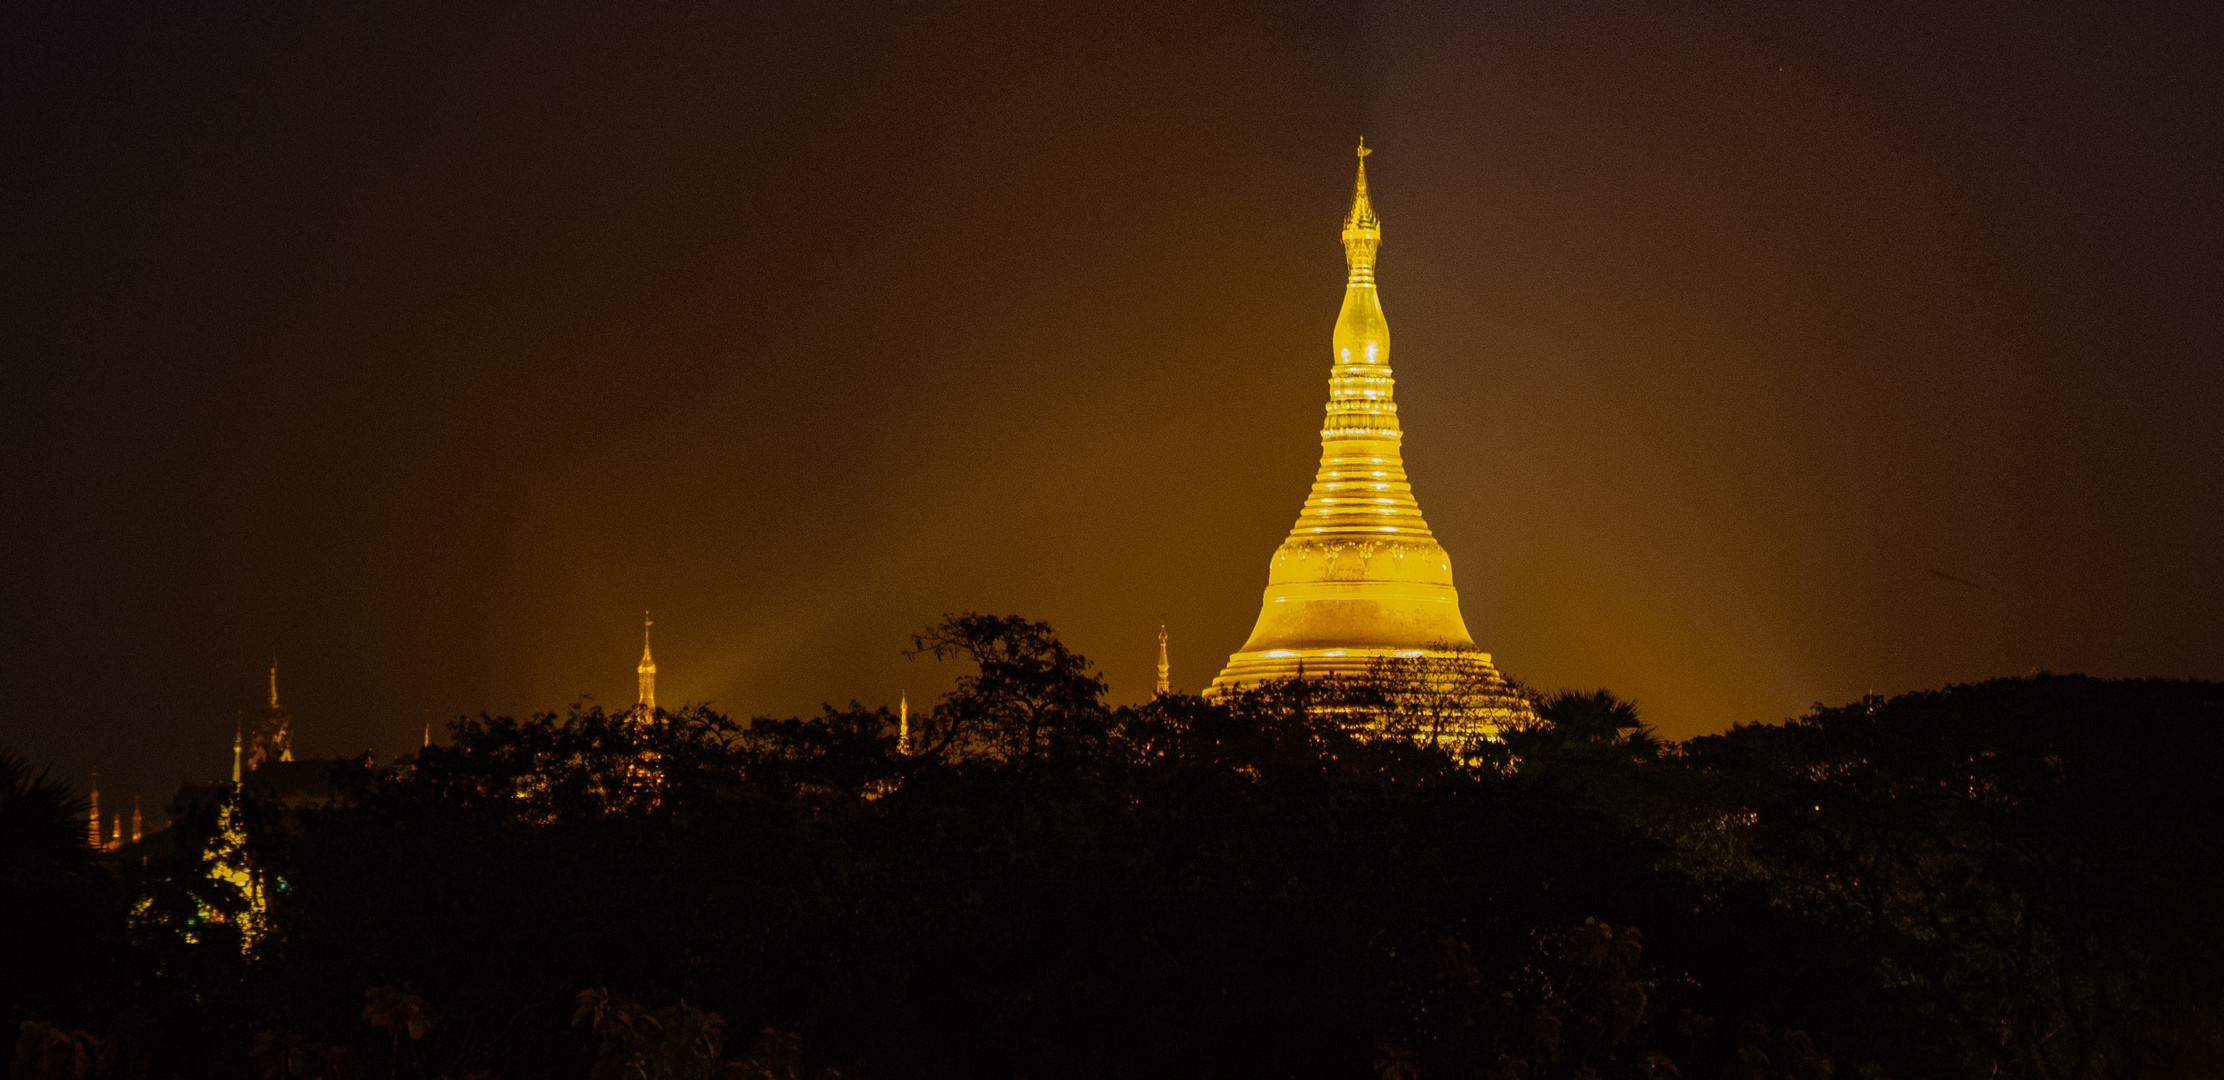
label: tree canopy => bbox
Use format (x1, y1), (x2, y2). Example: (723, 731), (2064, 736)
(5, 617), (2219, 1079)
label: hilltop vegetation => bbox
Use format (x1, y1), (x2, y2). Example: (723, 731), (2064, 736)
(7, 615), (2222, 1079)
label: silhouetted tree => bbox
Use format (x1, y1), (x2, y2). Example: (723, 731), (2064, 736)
(1511, 688), (1660, 764)
(1664, 676), (2224, 1077)
(1364, 642), (1531, 756)
(906, 613), (1112, 767)
(33, 622), (2222, 1080)
(1, 750), (127, 1038)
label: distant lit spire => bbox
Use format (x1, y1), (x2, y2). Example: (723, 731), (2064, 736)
(250, 658), (294, 767)
(898, 692), (910, 754)
(231, 716), (243, 786)
(1156, 625), (1170, 696)
(131, 794), (142, 845)
(87, 772), (101, 848)
(637, 613), (657, 713)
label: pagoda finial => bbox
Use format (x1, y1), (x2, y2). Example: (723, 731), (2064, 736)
(87, 772), (101, 848)
(231, 715), (243, 785)
(1342, 139), (1382, 283)
(636, 612), (656, 713)
(268, 657), (279, 709)
(898, 692), (910, 754)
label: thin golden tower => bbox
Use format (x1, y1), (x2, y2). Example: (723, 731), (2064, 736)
(1156, 626), (1171, 696)
(625, 614), (665, 806)
(637, 613), (656, 715)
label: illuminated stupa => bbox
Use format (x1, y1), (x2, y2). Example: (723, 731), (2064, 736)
(1207, 143), (1525, 728)
(245, 658), (292, 771)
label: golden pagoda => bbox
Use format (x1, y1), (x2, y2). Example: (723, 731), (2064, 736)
(245, 658), (292, 771)
(209, 715), (266, 942)
(1156, 625), (1171, 697)
(1207, 143), (1528, 736)
(626, 613), (666, 807)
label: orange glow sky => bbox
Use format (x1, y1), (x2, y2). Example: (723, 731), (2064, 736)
(4, 0), (2220, 804)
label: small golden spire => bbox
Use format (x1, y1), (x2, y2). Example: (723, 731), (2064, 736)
(131, 795), (142, 844)
(268, 657), (279, 709)
(231, 715), (243, 786)
(636, 613), (656, 713)
(1156, 625), (1170, 697)
(87, 772), (101, 848)
(898, 692), (910, 754)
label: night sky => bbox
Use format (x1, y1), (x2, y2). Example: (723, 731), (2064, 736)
(4, 0), (2219, 807)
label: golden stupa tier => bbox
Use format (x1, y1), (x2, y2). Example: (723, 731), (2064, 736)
(1209, 144), (1499, 699)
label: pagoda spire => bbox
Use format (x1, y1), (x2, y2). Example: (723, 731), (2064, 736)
(898, 692), (910, 754)
(1156, 626), (1171, 696)
(1342, 138), (1381, 286)
(247, 658), (293, 769)
(636, 613), (656, 714)
(231, 715), (243, 785)
(87, 772), (101, 848)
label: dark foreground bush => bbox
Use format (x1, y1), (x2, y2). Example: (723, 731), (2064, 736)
(7, 617), (2219, 1079)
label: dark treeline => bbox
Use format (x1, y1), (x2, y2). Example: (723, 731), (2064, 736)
(7, 614), (2223, 1079)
